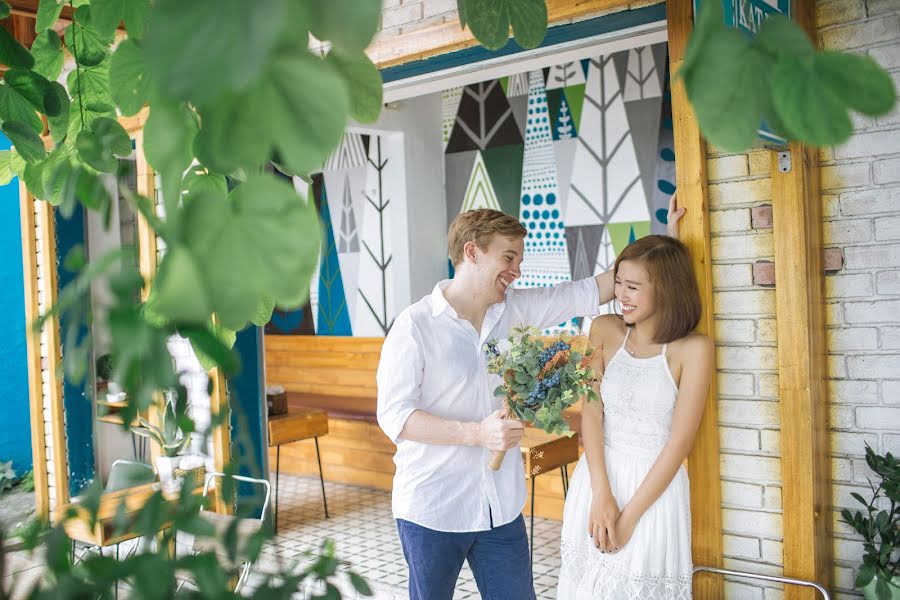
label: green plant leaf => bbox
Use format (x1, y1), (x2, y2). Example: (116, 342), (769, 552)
(0, 149), (16, 185)
(144, 0), (285, 105)
(182, 174), (322, 331)
(0, 25), (34, 70)
(151, 245), (211, 324)
(46, 82), (70, 142)
(90, 0), (149, 38)
(5, 69), (60, 116)
(182, 169), (227, 204)
(182, 321), (237, 372)
(109, 39), (149, 116)
(755, 15), (814, 57)
(308, 0), (380, 54)
(772, 55), (852, 146)
(35, 0), (64, 33)
(815, 51), (897, 116)
(196, 51), (348, 176)
(327, 50), (383, 124)
(0, 1), (9, 19)
(251, 296), (275, 327)
(680, 0), (723, 82)
(462, 0), (547, 50)
(0, 82), (44, 134)
(684, 27), (769, 152)
(22, 161), (45, 199)
(3, 120), (46, 163)
(76, 116), (131, 172)
(31, 30), (64, 81)
(67, 58), (113, 107)
(143, 101), (197, 208)
(64, 6), (113, 68)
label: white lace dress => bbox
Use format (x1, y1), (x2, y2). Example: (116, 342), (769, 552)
(557, 329), (693, 599)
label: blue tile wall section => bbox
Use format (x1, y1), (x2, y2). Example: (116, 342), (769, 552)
(0, 133), (32, 475)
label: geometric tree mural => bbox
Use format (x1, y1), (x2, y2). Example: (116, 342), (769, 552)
(271, 42), (672, 338)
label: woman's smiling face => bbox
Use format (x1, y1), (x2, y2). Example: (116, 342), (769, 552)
(614, 259), (655, 324)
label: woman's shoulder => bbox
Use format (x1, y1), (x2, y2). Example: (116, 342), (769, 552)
(670, 331), (713, 357)
(588, 314), (625, 344)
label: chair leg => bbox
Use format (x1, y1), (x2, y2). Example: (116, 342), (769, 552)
(560, 464), (569, 497)
(314, 437), (329, 518)
(530, 477), (535, 564)
(275, 445), (281, 534)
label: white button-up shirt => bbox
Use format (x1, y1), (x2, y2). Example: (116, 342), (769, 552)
(376, 277), (600, 532)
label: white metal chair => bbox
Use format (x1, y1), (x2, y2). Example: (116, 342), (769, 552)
(177, 472), (271, 594)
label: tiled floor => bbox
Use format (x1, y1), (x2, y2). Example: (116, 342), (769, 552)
(257, 474), (564, 600)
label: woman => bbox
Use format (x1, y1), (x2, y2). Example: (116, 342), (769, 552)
(557, 235), (713, 599)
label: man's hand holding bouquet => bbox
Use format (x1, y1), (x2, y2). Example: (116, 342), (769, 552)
(484, 326), (599, 470)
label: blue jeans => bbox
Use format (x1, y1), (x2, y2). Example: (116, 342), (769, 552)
(396, 515), (536, 600)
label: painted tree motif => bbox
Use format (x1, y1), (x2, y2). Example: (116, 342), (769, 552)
(446, 80), (523, 153)
(565, 54), (649, 278)
(317, 187), (353, 335)
(505, 72), (529, 97)
(555, 96), (575, 139)
(623, 46), (662, 101)
(461, 151), (501, 212)
(356, 137), (398, 335)
(338, 173), (359, 253)
(517, 70), (572, 332)
(442, 87), (463, 150)
(546, 61), (586, 90)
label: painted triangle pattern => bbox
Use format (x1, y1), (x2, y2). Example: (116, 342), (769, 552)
(517, 70), (572, 330)
(546, 61), (586, 90)
(623, 46), (662, 102)
(324, 132), (367, 171)
(565, 54), (649, 234)
(555, 96), (576, 139)
(462, 151), (501, 212)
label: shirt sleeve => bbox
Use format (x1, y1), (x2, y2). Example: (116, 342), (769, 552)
(506, 277), (601, 330)
(376, 311), (425, 444)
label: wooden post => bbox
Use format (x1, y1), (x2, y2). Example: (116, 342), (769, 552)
(771, 0), (832, 595)
(38, 200), (70, 508)
(667, 0), (724, 597)
(19, 184), (50, 520)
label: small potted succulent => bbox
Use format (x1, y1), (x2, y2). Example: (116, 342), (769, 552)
(131, 396), (189, 486)
(841, 444), (899, 600)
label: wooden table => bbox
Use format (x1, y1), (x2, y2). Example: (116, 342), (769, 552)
(520, 428), (580, 560)
(268, 409), (330, 531)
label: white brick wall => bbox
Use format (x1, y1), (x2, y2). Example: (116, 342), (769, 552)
(706, 144), (785, 595)
(818, 2), (900, 597)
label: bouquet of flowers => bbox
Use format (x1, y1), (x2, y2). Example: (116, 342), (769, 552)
(484, 326), (599, 470)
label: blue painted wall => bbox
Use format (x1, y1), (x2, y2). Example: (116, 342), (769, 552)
(55, 204), (96, 495)
(0, 134), (32, 475)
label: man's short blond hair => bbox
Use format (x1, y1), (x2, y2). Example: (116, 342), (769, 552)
(447, 209), (527, 267)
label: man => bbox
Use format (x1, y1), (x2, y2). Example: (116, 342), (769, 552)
(376, 198), (683, 600)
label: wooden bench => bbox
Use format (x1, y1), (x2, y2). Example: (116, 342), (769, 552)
(264, 335), (396, 491)
(263, 334), (581, 518)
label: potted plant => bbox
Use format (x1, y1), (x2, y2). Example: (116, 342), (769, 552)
(841, 444), (900, 600)
(131, 397), (190, 486)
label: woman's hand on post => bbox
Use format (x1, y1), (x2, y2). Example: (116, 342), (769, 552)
(666, 191), (686, 239)
(588, 489), (620, 552)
